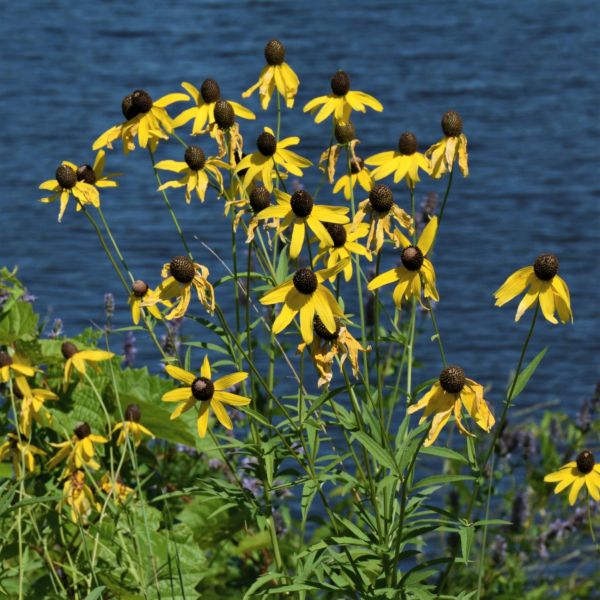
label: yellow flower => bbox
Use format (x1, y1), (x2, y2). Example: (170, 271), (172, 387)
(242, 39), (299, 110)
(303, 71), (382, 125)
(493, 254), (572, 325)
(407, 366), (495, 447)
(365, 132), (431, 189)
(111, 404), (154, 448)
(298, 316), (369, 387)
(260, 262), (348, 345)
(426, 111), (469, 179)
(61, 342), (114, 386)
(18, 386), (59, 437)
(59, 470), (99, 523)
(128, 280), (167, 325)
(234, 128), (311, 192)
(75, 150), (120, 192)
(93, 89), (188, 154)
(333, 155), (373, 200)
(314, 222), (372, 282)
(254, 189), (350, 260)
(46, 422), (108, 473)
(100, 473), (135, 505)
(0, 351), (36, 397)
(544, 450), (600, 505)
(225, 186), (275, 243)
(0, 432), (46, 478)
(39, 161), (100, 222)
(173, 79), (255, 134)
(352, 184), (413, 253)
(367, 217), (439, 307)
(162, 356), (250, 438)
(144, 256), (215, 320)
(154, 145), (228, 203)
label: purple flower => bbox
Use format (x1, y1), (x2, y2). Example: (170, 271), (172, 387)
(123, 331), (137, 367)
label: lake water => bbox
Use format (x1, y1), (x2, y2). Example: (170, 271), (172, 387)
(1, 1), (599, 425)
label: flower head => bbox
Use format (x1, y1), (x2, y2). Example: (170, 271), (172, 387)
(234, 127), (311, 192)
(128, 279), (168, 325)
(18, 386), (59, 437)
(298, 316), (369, 387)
(144, 256), (215, 320)
(0, 351), (36, 397)
(242, 39), (299, 110)
(112, 404), (154, 448)
(154, 145), (228, 203)
(407, 366), (495, 447)
(93, 89), (188, 154)
(367, 217), (439, 306)
(61, 342), (114, 386)
(304, 71), (383, 125)
(46, 422), (108, 474)
(100, 473), (135, 505)
(365, 132), (431, 189)
(260, 262), (348, 344)
(0, 432), (46, 478)
(254, 189), (350, 260)
(173, 79), (255, 134)
(352, 184), (413, 253)
(314, 222), (372, 282)
(59, 470), (99, 523)
(493, 254), (572, 324)
(333, 155), (373, 200)
(544, 450), (600, 505)
(76, 150), (119, 192)
(426, 111), (469, 178)
(39, 161), (100, 222)
(162, 356), (250, 438)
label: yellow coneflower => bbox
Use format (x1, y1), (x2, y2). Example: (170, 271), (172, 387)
(254, 189), (349, 260)
(75, 150), (119, 192)
(493, 254), (572, 324)
(0, 351), (36, 397)
(128, 280), (167, 325)
(0, 432), (46, 478)
(18, 386), (58, 437)
(61, 342), (114, 386)
(303, 71), (382, 125)
(162, 356), (250, 438)
(225, 186), (275, 243)
(367, 217), (439, 307)
(407, 366), (495, 447)
(242, 39), (299, 110)
(365, 132), (431, 189)
(260, 261), (348, 345)
(426, 111), (469, 178)
(100, 473), (135, 505)
(144, 256), (215, 320)
(111, 404), (154, 448)
(59, 470), (99, 523)
(46, 422), (108, 473)
(544, 450), (600, 505)
(318, 121), (364, 191)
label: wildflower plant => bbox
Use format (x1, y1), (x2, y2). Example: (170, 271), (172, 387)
(1, 38), (594, 600)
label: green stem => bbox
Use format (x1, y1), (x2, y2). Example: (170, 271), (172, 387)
(437, 165), (455, 227)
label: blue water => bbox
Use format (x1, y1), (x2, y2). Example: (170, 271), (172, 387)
(1, 1), (599, 423)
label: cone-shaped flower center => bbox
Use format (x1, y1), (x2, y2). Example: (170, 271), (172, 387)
(200, 78), (221, 103)
(314, 314), (339, 341)
(124, 403), (141, 423)
(441, 111), (463, 137)
(0, 351), (13, 367)
(76, 164), (97, 185)
(185, 146), (206, 171)
(214, 100), (235, 129)
(121, 94), (139, 120)
(191, 376), (214, 401)
(369, 184), (394, 213)
(256, 132), (277, 156)
(293, 268), (318, 294)
(350, 157), (364, 174)
(576, 450), (594, 474)
(249, 187), (271, 213)
(533, 254), (558, 281)
(331, 71), (350, 96)
(56, 165), (77, 189)
(170, 256), (196, 284)
(334, 121), (355, 144)
(398, 132), (417, 156)
(401, 246), (423, 271)
(131, 89), (153, 113)
(264, 39), (285, 66)
(290, 190), (314, 217)
(324, 222), (347, 248)
(61, 342), (79, 359)
(132, 280), (149, 297)
(439, 365), (466, 394)
(74, 422), (91, 440)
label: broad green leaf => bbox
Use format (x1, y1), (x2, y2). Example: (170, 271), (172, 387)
(0, 301), (38, 343)
(420, 446), (468, 464)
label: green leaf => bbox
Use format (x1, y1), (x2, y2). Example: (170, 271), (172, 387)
(412, 474), (475, 490)
(419, 446), (468, 464)
(83, 587), (107, 600)
(0, 301), (38, 343)
(351, 431), (398, 473)
(508, 347), (548, 402)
